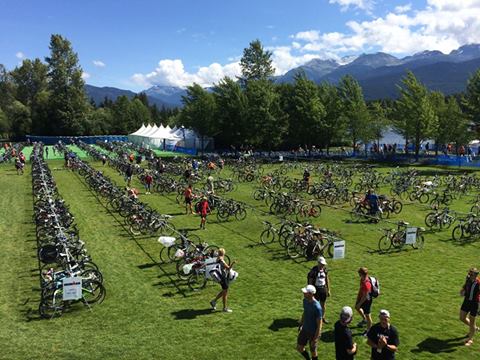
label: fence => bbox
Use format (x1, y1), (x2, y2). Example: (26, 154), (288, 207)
(26, 135), (128, 145)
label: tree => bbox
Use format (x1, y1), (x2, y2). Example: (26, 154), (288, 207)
(239, 39), (274, 83)
(7, 100), (31, 139)
(463, 69), (480, 127)
(394, 71), (437, 159)
(0, 107), (10, 136)
(45, 34), (90, 135)
(180, 83), (217, 150)
(0, 64), (15, 109)
(212, 77), (248, 148)
(288, 73), (325, 150)
(338, 75), (370, 155)
(11, 58), (48, 106)
(111, 95), (131, 134)
(244, 79), (287, 150)
(368, 101), (390, 147)
(128, 98), (152, 132)
(318, 83), (345, 153)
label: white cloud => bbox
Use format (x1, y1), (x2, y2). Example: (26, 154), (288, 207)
(130, 1), (480, 88)
(81, 72), (91, 80)
(131, 59), (241, 88)
(16, 52), (24, 59)
(394, 3), (412, 13)
(329, 0), (375, 12)
(93, 60), (106, 67)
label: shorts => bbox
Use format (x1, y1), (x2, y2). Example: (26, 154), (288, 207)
(185, 197), (192, 205)
(361, 299), (372, 315)
(461, 299), (479, 316)
(220, 278), (229, 290)
(314, 287), (327, 303)
(297, 329), (318, 353)
(201, 211), (208, 218)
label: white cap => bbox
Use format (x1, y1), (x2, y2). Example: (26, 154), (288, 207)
(379, 309), (390, 318)
(340, 306), (353, 323)
(318, 256), (327, 265)
(301, 285), (316, 294)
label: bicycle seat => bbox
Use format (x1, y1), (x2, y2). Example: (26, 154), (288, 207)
(398, 221), (409, 226)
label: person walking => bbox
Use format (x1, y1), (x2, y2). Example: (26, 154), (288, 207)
(45, 146), (49, 159)
(125, 164), (134, 187)
(460, 267), (480, 346)
(307, 256), (331, 324)
(209, 248), (236, 313)
(334, 306), (357, 360)
(355, 267), (373, 336)
(184, 184), (194, 214)
(297, 285), (322, 360)
(144, 171), (153, 194)
(198, 196), (210, 229)
(367, 309), (399, 359)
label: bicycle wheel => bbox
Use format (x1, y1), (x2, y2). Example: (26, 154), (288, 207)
(286, 240), (303, 259)
(391, 232), (405, 249)
(311, 205), (322, 218)
(188, 271), (207, 291)
(378, 235), (391, 253)
(260, 229), (275, 245)
(82, 279), (106, 305)
(419, 193), (429, 204)
(326, 242), (334, 258)
(442, 215), (454, 230)
(39, 299), (64, 319)
(452, 225), (464, 241)
(235, 208), (247, 221)
(81, 269), (104, 284)
(412, 234), (425, 250)
(471, 204), (480, 215)
(393, 201), (403, 214)
(424, 213), (436, 229)
(159, 246), (170, 263)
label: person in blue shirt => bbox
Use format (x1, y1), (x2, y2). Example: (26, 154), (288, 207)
(297, 285), (323, 360)
(365, 189), (380, 219)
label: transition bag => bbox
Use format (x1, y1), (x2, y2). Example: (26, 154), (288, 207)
(205, 260), (223, 283)
(369, 276), (380, 298)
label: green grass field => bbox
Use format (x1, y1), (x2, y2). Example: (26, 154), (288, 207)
(1, 155), (480, 359)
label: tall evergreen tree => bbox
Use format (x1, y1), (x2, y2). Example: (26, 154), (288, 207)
(338, 75), (370, 154)
(463, 69), (480, 129)
(239, 39), (274, 83)
(318, 83), (345, 153)
(45, 34), (89, 135)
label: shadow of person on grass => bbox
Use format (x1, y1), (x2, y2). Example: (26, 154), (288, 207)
(171, 308), (213, 320)
(410, 336), (466, 354)
(268, 318), (299, 332)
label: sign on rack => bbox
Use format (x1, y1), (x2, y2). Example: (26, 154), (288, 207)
(405, 227), (417, 245)
(63, 277), (82, 301)
(333, 240), (346, 259)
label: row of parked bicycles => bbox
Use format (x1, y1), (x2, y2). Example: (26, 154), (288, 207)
(32, 143), (105, 319)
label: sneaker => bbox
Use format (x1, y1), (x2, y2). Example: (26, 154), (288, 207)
(362, 330), (368, 337)
(223, 308), (233, 313)
(357, 319), (367, 327)
(210, 300), (216, 310)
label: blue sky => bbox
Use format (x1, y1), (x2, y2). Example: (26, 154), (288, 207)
(1, 0), (480, 91)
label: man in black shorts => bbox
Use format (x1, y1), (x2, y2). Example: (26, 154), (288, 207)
(367, 309), (399, 359)
(334, 306), (357, 360)
(460, 267), (480, 346)
(307, 256), (331, 323)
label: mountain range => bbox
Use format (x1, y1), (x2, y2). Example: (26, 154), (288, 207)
(86, 44), (480, 106)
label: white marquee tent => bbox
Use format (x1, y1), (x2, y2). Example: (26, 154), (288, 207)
(128, 124), (213, 150)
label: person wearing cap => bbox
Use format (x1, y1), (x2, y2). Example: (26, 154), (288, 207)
(355, 267), (373, 336)
(307, 256), (331, 324)
(297, 285), (323, 360)
(460, 267), (480, 346)
(334, 306), (357, 360)
(367, 309), (399, 360)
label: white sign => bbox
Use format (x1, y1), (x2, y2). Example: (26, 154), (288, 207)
(405, 227), (417, 245)
(63, 277), (82, 301)
(333, 241), (345, 259)
(279, 155), (283, 161)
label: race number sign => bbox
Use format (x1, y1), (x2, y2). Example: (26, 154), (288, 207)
(405, 227), (417, 245)
(333, 240), (346, 259)
(63, 277), (82, 301)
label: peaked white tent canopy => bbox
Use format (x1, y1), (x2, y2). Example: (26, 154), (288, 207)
(128, 123), (213, 150)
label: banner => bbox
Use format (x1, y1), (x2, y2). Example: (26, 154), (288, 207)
(405, 227), (417, 245)
(63, 277), (82, 301)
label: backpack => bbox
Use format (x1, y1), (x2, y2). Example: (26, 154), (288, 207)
(369, 276), (380, 298)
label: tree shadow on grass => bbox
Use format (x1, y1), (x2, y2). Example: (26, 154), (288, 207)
(171, 308), (213, 320)
(410, 336), (466, 354)
(268, 318), (299, 332)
